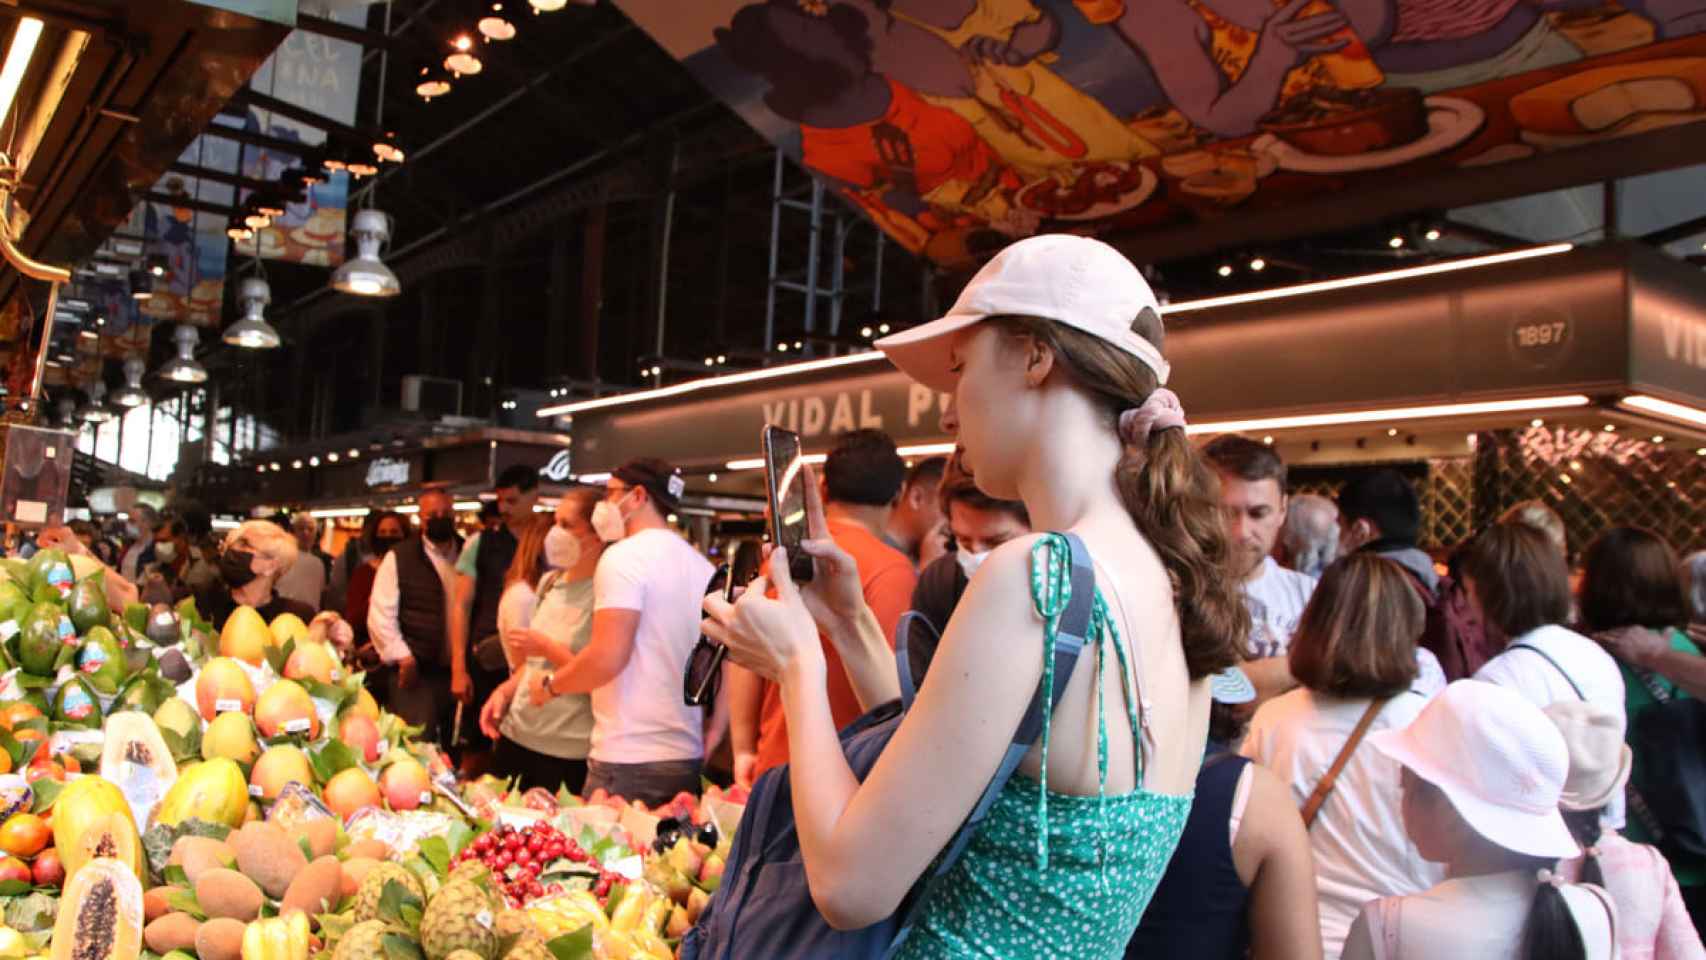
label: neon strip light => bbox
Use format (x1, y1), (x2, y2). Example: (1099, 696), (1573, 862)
(538, 352), (881, 416)
(309, 507), (371, 519)
(0, 19), (44, 127)
(1183, 395), (1592, 435)
(1620, 395), (1706, 428)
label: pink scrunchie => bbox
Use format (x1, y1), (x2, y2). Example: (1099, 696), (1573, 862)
(1118, 388), (1187, 446)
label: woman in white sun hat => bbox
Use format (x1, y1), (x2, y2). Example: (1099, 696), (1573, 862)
(703, 234), (1248, 956)
(1342, 679), (1618, 960)
(1547, 700), (1704, 960)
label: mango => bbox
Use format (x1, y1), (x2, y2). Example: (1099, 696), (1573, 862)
(283, 642), (337, 685)
(155, 758), (248, 829)
(322, 768), (381, 820)
(338, 713), (382, 764)
(379, 759), (431, 812)
(253, 680), (319, 739)
(268, 613), (308, 648)
(348, 687), (380, 722)
(196, 658), (256, 721)
(250, 746), (313, 801)
(201, 712), (259, 765)
(219, 606), (272, 665)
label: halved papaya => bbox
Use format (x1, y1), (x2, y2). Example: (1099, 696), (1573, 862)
(52, 777), (143, 885)
(99, 712), (178, 827)
(71, 811), (143, 886)
(51, 856), (142, 960)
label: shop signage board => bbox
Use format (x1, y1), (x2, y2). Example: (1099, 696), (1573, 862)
(615, 0), (1706, 266)
(565, 244), (1703, 473)
(365, 458), (412, 488)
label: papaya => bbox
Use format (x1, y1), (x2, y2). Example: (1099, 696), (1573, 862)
(52, 777), (143, 885)
(154, 757), (247, 830)
(100, 713), (178, 826)
(50, 857), (143, 960)
(54, 675), (104, 729)
(69, 572), (111, 635)
(16, 601), (70, 675)
(28, 548), (73, 601)
(77, 627), (127, 695)
(71, 811), (144, 885)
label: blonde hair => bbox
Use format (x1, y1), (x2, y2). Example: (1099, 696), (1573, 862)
(1500, 500), (1567, 558)
(225, 520), (299, 575)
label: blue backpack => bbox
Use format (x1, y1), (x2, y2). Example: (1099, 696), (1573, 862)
(681, 533), (1097, 960)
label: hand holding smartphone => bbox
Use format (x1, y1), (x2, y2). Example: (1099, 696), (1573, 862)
(762, 424), (815, 584)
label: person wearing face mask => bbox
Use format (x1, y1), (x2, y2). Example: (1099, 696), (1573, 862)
(480, 489), (606, 792)
(530, 458), (712, 806)
(201, 520), (316, 629)
(120, 504), (160, 582)
(904, 454), (1031, 688)
(367, 489), (465, 746)
(141, 517), (220, 607)
(344, 511), (405, 657)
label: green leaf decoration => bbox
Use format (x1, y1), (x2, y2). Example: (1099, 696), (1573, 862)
(264, 638), (293, 678)
(165, 887), (205, 921)
(417, 836), (450, 878)
(556, 784), (576, 807)
(0, 879), (31, 897)
(157, 727), (200, 765)
(376, 880), (424, 935)
(311, 740), (361, 783)
(29, 780), (62, 814)
(602, 883), (627, 919)
(141, 819), (232, 880)
(545, 925), (595, 960)
(11, 673), (51, 690)
(304, 680), (352, 711)
(123, 602), (148, 634)
(298, 835), (316, 862)
(317, 911), (353, 942)
(380, 933), (426, 960)
(398, 902), (424, 932)
(161, 865), (190, 888)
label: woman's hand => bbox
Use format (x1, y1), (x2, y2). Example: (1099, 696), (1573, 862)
(309, 612), (355, 656)
(507, 627), (558, 662)
(527, 670), (555, 707)
(479, 681), (514, 740)
(1595, 625), (1671, 669)
(703, 547), (827, 687)
(791, 464), (869, 637)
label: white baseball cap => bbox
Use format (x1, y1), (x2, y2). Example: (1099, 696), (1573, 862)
(875, 234), (1169, 394)
(1368, 680), (1579, 859)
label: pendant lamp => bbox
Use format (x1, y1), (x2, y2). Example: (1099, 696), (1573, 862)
(330, 209), (401, 297)
(158, 324), (208, 384)
(79, 381), (114, 423)
(224, 276), (281, 349)
(112, 356), (147, 407)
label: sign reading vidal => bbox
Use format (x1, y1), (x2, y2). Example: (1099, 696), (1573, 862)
(615, 0), (1706, 266)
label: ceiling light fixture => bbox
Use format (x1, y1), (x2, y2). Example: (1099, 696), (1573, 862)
(1217, 264), (1233, 278)
(330, 209), (401, 297)
(157, 325), (208, 384)
(0, 17), (43, 128)
(346, 161), (380, 178)
(1424, 228), (1442, 242)
(243, 211), (272, 230)
(445, 43), (483, 77)
(478, 15), (516, 40)
(416, 77), (451, 101)
(1388, 235), (1405, 249)
(1182, 395), (1593, 436)
(373, 133), (405, 163)
(529, 0), (568, 10)
(224, 275), (281, 349)
(79, 382), (114, 423)
(1248, 257), (1266, 272)
(112, 356), (147, 407)
(226, 221), (254, 242)
(1620, 394), (1706, 429)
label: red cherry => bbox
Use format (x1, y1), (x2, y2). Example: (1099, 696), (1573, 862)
(593, 879), (611, 897)
(567, 848), (588, 863)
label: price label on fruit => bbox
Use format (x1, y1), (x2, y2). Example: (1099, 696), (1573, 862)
(216, 699), (243, 713)
(282, 718), (312, 734)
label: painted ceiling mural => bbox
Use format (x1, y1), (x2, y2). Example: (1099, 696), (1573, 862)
(615, 0), (1706, 265)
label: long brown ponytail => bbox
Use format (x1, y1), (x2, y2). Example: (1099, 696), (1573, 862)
(988, 313), (1245, 679)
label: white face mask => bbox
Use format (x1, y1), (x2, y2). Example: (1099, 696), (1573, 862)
(155, 542), (178, 563)
(957, 547), (990, 580)
(543, 525), (582, 570)
(591, 498), (628, 543)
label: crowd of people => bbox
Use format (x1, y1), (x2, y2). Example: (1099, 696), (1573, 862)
(25, 234), (1706, 958)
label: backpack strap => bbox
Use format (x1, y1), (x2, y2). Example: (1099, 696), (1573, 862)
(1507, 643), (1586, 700)
(1301, 698), (1387, 829)
(893, 611), (933, 710)
(886, 532), (1094, 957)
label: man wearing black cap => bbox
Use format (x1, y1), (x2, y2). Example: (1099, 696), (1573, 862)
(534, 458), (712, 805)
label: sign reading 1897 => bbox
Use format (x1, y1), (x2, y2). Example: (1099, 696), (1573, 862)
(1509, 308), (1571, 369)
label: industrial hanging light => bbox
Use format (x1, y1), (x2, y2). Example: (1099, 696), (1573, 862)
(112, 356), (147, 407)
(529, 0), (567, 11)
(445, 34), (483, 76)
(224, 275), (281, 349)
(226, 220), (254, 242)
(330, 209), (401, 297)
(79, 381), (114, 423)
(54, 396), (76, 428)
(479, 4), (516, 41)
(157, 324), (208, 384)
(373, 132), (405, 164)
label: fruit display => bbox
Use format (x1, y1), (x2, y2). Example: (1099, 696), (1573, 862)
(0, 554), (751, 959)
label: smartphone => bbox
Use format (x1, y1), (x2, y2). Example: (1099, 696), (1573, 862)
(684, 561), (741, 706)
(762, 425), (814, 583)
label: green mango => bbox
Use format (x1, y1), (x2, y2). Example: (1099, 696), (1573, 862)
(113, 673), (169, 714)
(0, 559), (30, 589)
(67, 571), (110, 635)
(52, 675), (102, 728)
(26, 549), (73, 601)
(0, 580), (26, 623)
(21, 690), (48, 715)
(75, 626), (125, 695)
(16, 602), (71, 676)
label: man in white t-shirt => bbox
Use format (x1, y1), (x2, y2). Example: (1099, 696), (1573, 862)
(1203, 435), (1317, 702)
(535, 458), (711, 806)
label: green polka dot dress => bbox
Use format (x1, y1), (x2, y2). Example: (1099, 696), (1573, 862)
(896, 536), (1194, 959)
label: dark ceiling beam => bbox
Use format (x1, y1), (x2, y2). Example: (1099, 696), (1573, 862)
(1440, 219), (1532, 249)
(144, 192), (238, 218)
(1639, 212), (1706, 247)
(229, 88), (380, 147)
(361, 0), (450, 66)
(203, 124), (311, 157)
(293, 12), (409, 54)
(167, 163), (275, 194)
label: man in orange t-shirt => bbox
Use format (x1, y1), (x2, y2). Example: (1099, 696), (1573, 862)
(729, 430), (920, 782)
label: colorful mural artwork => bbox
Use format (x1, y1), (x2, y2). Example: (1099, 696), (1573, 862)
(615, 0), (1706, 265)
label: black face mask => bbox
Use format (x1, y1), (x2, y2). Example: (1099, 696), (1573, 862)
(374, 535), (405, 555)
(425, 516), (456, 544)
(220, 548), (258, 588)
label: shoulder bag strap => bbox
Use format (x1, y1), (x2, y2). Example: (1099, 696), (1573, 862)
(1508, 642), (1587, 701)
(886, 532), (1094, 957)
(1580, 882), (1618, 957)
(1301, 698), (1387, 829)
(892, 611), (936, 711)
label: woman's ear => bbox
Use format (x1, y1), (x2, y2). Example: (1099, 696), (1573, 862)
(1023, 338), (1055, 388)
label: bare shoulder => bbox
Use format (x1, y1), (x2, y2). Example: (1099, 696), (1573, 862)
(1238, 761), (1308, 854)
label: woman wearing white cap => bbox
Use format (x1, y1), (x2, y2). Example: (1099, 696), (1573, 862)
(703, 234), (1247, 956)
(1547, 700), (1704, 960)
(1342, 680), (1618, 960)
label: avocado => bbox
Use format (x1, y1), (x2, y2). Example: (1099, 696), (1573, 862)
(20, 691), (47, 715)
(67, 572), (110, 635)
(156, 647), (192, 684)
(27, 549), (73, 600)
(52, 675), (102, 728)
(76, 626), (126, 695)
(0, 581), (27, 624)
(16, 602), (68, 676)
(145, 604), (181, 647)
